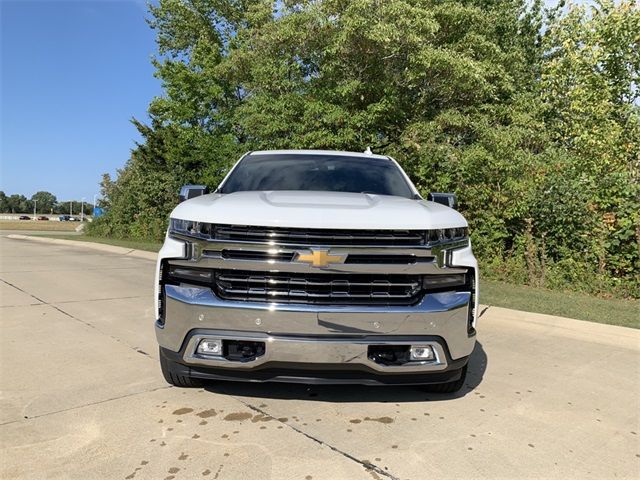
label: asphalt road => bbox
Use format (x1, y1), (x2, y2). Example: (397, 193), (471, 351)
(1, 235), (638, 480)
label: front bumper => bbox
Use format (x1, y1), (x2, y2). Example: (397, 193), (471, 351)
(156, 284), (475, 381)
(160, 340), (469, 386)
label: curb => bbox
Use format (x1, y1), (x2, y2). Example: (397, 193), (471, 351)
(6, 234), (158, 261)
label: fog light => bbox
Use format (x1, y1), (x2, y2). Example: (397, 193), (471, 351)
(197, 338), (222, 356)
(410, 345), (435, 361)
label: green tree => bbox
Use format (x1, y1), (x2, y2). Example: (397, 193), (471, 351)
(7, 194), (31, 213)
(0, 192), (8, 213)
(87, 119), (218, 239)
(31, 191), (57, 214)
(94, 0), (639, 297)
(537, 0), (640, 292)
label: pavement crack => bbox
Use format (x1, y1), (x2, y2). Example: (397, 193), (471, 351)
(0, 295), (148, 307)
(54, 295), (148, 305)
(0, 277), (46, 304)
(0, 277), (154, 360)
(234, 400), (401, 480)
(49, 303), (156, 360)
(0, 386), (171, 426)
(49, 303), (99, 328)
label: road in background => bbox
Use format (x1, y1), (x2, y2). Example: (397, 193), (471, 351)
(0, 236), (638, 479)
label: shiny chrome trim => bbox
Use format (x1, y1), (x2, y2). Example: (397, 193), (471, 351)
(200, 244), (438, 256)
(156, 284), (475, 359)
(182, 331), (447, 372)
(168, 256), (466, 275)
(213, 225), (425, 242)
(431, 240), (470, 267)
(170, 231), (469, 253)
(168, 233), (470, 275)
(163, 283), (470, 314)
(170, 233), (429, 252)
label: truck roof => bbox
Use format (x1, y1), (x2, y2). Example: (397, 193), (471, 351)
(248, 149), (390, 161)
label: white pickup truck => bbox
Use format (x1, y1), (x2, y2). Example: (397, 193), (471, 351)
(155, 150), (478, 391)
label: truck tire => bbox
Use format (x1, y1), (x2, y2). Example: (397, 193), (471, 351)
(424, 365), (467, 393)
(159, 348), (203, 388)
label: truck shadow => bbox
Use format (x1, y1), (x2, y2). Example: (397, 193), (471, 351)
(204, 341), (487, 403)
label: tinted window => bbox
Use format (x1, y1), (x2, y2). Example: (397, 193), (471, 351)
(220, 154), (414, 198)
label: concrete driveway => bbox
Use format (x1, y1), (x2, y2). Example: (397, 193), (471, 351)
(1, 235), (638, 479)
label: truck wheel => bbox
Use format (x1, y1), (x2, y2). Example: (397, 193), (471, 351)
(159, 348), (203, 388)
(424, 365), (467, 393)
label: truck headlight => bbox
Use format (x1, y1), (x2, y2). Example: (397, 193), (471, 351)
(169, 218), (212, 238)
(426, 227), (469, 245)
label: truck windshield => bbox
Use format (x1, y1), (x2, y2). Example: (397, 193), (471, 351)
(219, 154), (415, 198)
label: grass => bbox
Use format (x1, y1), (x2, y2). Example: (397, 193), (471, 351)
(14, 232), (640, 328)
(40, 234), (162, 252)
(481, 279), (639, 329)
(0, 220), (80, 231)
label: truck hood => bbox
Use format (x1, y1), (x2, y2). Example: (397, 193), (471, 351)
(170, 191), (467, 230)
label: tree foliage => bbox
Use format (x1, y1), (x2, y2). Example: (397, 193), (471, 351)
(31, 191), (57, 213)
(90, 0), (640, 297)
(1, 193), (32, 214)
(0, 191), (93, 215)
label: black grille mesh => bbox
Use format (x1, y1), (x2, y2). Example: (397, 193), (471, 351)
(214, 270), (423, 305)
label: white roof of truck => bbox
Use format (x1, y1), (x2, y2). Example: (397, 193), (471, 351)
(249, 149), (390, 160)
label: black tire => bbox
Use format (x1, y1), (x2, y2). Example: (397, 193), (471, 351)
(159, 348), (203, 388)
(423, 365), (467, 393)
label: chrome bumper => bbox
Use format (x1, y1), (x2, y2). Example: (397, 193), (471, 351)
(183, 331), (448, 372)
(156, 284), (476, 369)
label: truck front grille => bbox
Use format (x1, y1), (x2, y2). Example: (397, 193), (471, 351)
(214, 270), (423, 305)
(213, 225), (425, 246)
(213, 249), (432, 265)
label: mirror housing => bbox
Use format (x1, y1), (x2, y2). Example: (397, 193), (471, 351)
(427, 192), (458, 209)
(179, 185), (209, 203)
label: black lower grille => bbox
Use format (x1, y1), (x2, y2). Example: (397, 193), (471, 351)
(214, 270), (423, 305)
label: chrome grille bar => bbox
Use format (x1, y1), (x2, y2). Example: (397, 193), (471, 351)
(213, 225), (425, 246)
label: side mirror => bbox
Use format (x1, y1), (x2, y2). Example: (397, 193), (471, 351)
(179, 184), (209, 203)
(427, 192), (457, 209)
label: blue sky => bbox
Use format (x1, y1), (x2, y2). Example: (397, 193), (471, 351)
(0, 0), (584, 203)
(1, 0), (160, 202)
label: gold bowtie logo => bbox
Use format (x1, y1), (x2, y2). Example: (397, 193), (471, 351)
(295, 249), (346, 268)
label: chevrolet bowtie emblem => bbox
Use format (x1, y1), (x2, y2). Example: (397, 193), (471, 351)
(295, 249), (346, 268)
